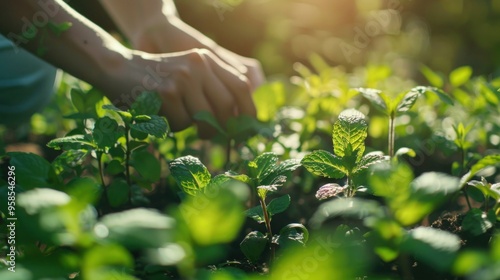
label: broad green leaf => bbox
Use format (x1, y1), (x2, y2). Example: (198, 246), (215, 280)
(368, 162), (414, 199)
(356, 88), (388, 114)
(82, 244), (135, 280)
(396, 172), (460, 226)
(450, 66), (472, 87)
(461, 154), (500, 187)
(13, 188), (71, 244)
(401, 227), (460, 272)
(131, 91), (162, 116)
(261, 159), (301, 186)
(461, 208), (494, 236)
(70, 88), (85, 113)
(132, 150), (161, 182)
(245, 205), (265, 224)
(253, 82), (285, 122)
(178, 187), (246, 245)
(310, 198), (384, 229)
(421, 65), (444, 88)
(250, 152), (279, 182)
(333, 109), (367, 160)
(353, 151), (387, 175)
(107, 179), (129, 207)
(47, 135), (96, 150)
(193, 111), (226, 135)
(96, 208), (175, 249)
(226, 114), (262, 143)
(105, 159), (125, 175)
(240, 231), (268, 263)
(8, 152), (58, 189)
(426, 87), (454, 105)
(267, 194), (291, 216)
(371, 218), (404, 262)
(93, 117), (122, 149)
(301, 150), (347, 179)
(453, 251), (490, 276)
(272, 232), (369, 279)
(169, 156), (211, 195)
(52, 149), (89, 175)
(130, 115), (169, 138)
(396, 88), (423, 113)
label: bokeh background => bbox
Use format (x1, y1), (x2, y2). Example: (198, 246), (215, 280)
(174, 0), (500, 79)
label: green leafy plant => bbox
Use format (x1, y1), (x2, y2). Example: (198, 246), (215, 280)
(301, 109), (386, 198)
(356, 86), (453, 157)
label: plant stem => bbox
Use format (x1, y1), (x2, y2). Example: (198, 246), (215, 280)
(398, 254), (413, 280)
(388, 113), (396, 158)
(97, 152), (106, 188)
(125, 126), (132, 203)
(259, 197), (275, 262)
(225, 138), (232, 170)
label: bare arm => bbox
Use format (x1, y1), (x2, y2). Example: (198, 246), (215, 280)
(0, 0), (256, 138)
(99, 0), (265, 91)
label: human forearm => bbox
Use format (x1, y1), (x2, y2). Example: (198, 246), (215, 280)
(0, 0), (133, 101)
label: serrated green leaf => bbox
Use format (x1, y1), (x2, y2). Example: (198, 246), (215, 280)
(261, 159), (301, 186)
(169, 156), (211, 195)
(396, 88), (423, 113)
(105, 159), (125, 175)
(333, 109), (367, 161)
(245, 205), (265, 223)
(107, 179), (129, 207)
(240, 231), (268, 263)
(251, 152), (279, 182)
(131, 92), (162, 116)
(301, 150), (347, 179)
(267, 194), (291, 217)
(132, 150), (161, 182)
(450, 66), (472, 87)
(401, 227), (460, 272)
(47, 135), (96, 150)
(356, 88), (388, 114)
(421, 65), (444, 88)
(130, 115), (169, 138)
(52, 149), (89, 175)
(93, 117), (122, 149)
(353, 151), (387, 175)
(426, 87), (454, 105)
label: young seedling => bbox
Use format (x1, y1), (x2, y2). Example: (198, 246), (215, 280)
(356, 86), (453, 158)
(301, 109), (386, 198)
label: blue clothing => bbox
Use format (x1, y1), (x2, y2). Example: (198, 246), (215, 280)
(0, 34), (58, 126)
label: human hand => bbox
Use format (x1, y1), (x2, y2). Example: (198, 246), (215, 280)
(107, 48), (256, 139)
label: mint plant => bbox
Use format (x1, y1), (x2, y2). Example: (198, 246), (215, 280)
(356, 86), (453, 157)
(301, 109), (386, 198)
(47, 89), (168, 208)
